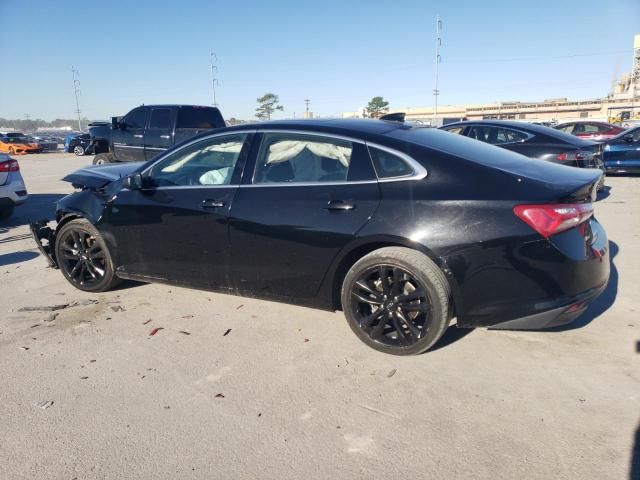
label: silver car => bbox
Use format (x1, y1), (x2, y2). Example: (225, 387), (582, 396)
(0, 154), (28, 219)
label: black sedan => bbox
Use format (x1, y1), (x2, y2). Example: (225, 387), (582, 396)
(440, 120), (605, 172)
(31, 119), (609, 355)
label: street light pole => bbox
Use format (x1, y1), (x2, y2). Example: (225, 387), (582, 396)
(433, 15), (442, 126)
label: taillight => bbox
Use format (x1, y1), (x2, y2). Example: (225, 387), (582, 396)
(0, 160), (19, 172)
(513, 203), (593, 238)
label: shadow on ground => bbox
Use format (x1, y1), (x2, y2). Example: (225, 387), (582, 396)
(0, 251), (39, 266)
(0, 193), (66, 229)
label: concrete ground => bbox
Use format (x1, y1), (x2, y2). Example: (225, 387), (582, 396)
(0, 152), (638, 480)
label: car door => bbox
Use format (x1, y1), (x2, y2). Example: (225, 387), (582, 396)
(606, 127), (640, 170)
(102, 131), (254, 287)
(144, 107), (175, 160)
(228, 131), (381, 299)
(112, 107), (148, 162)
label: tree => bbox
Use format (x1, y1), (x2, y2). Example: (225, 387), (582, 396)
(255, 93), (284, 120)
(365, 96), (389, 118)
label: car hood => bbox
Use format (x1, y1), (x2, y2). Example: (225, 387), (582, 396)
(62, 162), (145, 189)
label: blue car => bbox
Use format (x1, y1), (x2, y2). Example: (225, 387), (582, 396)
(602, 126), (640, 174)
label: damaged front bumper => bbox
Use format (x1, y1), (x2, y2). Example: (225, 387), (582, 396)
(29, 220), (58, 268)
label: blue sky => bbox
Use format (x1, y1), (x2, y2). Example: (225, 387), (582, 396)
(0, 0), (638, 121)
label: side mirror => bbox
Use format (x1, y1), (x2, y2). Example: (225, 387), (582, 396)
(124, 173), (143, 190)
(624, 134), (634, 143)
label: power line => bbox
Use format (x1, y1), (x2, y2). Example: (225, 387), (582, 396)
(71, 66), (82, 132)
(210, 51), (219, 107)
(433, 14), (442, 123)
(304, 98), (310, 117)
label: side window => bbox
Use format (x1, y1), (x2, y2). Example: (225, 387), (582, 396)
(559, 125), (574, 134)
(176, 107), (223, 129)
(583, 124), (600, 133)
(572, 123), (585, 134)
(443, 126), (464, 135)
(148, 133), (248, 187)
(468, 126), (503, 144)
(148, 108), (172, 130)
(629, 128), (640, 142)
(123, 108), (148, 129)
(502, 128), (528, 143)
(368, 147), (413, 179)
(254, 133), (352, 184)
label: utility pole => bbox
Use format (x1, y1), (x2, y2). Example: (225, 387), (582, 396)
(433, 15), (442, 126)
(24, 114), (31, 120)
(304, 98), (310, 118)
(71, 66), (82, 131)
(209, 51), (219, 107)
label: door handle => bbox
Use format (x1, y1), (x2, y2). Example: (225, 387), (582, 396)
(201, 199), (225, 209)
(133, 134), (143, 138)
(325, 200), (355, 211)
(160, 135), (171, 139)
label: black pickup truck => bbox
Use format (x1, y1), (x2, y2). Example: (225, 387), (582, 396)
(89, 104), (225, 164)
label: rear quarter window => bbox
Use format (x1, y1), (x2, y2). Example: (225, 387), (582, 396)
(368, 146), (413, 178)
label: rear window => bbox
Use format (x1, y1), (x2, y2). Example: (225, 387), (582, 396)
(176, 107), (224, 129)
(369, 146), (413, 178)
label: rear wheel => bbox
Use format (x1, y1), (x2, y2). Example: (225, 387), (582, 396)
(341, 247), (451, 355)
(73, 145), (85, 156)
(93, 153), (113, 165)
(54, 219), (121, 292)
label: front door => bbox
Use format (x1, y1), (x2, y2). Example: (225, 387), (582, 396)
(112, 107), (148, 162)
(102, 132), (253, 287)
(229, 131), (380, 299)
(144, 107), (175, 160)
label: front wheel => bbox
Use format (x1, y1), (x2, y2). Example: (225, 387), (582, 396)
(341, 247), (451, 355)
(93, 153), (113, 165)
(73, 145), (85, 156)
(54, 219), (122, 292)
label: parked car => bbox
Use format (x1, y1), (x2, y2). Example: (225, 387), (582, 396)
(32, 135), (59, 151)
(554, 121), (626, 141)
(31, 119), (608, 355)
(600, 125), (640, 174)
(88, 104), (226, 165)
(439, 120), (605, 189)
(65, 133), (92, 156)
(0, 154), (28, 218)
(0, 133), (41, 154)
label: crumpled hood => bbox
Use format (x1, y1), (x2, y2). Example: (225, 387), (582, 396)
(62, 162), (145, 189)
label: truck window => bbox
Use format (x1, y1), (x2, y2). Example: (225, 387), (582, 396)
(148, 108), (172, 130)
(123, 108), (148, 129)
(176, 107), (223, 129)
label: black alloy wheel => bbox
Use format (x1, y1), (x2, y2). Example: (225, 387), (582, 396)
(342, 247), (451, 355)
(55, 219), (121, 292)
(350, 264), (431, 347)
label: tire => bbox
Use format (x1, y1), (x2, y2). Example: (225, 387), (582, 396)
(0, 205), (14, 219)
(73, 145), (85, 156)
(341, 247), (451, 355)
(93, 153), (113, 165)
(54, 219), (122, 292)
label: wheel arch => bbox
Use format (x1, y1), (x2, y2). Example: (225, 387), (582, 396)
(325, 236), (465, 322)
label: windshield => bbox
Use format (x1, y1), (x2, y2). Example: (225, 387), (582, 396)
(3, 136), (31, 143)
(611, 125), (639, 141)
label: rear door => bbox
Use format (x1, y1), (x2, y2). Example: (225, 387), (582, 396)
(112, 107), (148, 162)
(144, 107), (175, 160)
(228, 131), (380, 299)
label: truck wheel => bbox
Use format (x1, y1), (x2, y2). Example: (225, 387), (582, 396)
(73, 145), (85, 156)
(93, 153), (113, 165)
